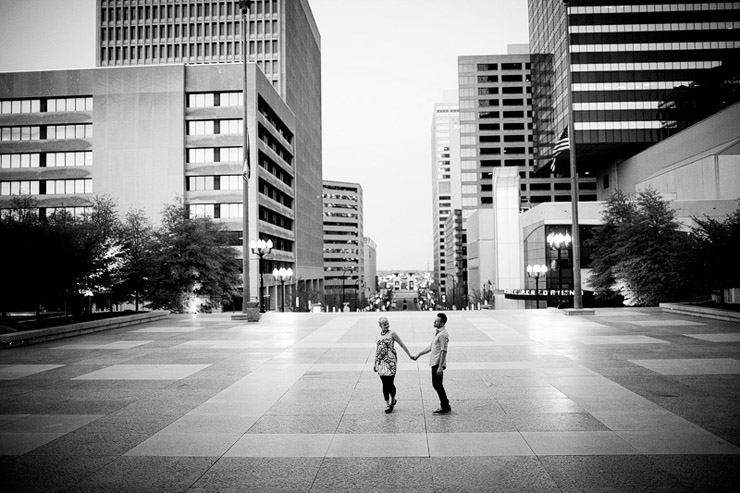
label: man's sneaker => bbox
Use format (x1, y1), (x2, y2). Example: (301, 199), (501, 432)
(433, 407), (451, 414)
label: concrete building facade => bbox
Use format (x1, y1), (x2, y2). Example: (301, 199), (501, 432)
(322, 180), (364, 311)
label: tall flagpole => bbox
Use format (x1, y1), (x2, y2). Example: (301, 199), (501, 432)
(240, 0), (252, 314)
(563, 0), (583, 309)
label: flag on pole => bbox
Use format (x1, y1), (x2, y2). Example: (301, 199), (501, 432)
(549, 127), (569, 172)
(242, 156), (250, 182)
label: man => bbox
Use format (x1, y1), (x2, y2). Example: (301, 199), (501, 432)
(413, 312), (451, 414)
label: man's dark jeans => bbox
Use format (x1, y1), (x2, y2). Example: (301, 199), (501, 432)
(431, 365), (450, 410)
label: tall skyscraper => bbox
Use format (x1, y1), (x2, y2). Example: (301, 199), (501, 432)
(430, 103), (461, 294)
(529, 0), (740, 177)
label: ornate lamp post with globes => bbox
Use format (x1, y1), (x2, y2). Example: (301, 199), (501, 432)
(527, 264), (548, 309)
(273, 267), (293, 312)
(547, 232), (571, 308)
(250, 238), (272, 313)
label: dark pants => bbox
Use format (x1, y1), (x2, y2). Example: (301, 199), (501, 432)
(380, 375), (396, 402)
(431, 365), (450, 410)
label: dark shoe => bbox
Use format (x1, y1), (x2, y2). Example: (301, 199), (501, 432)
(433, 407), (451, 414)
(385, 404), (393, 414)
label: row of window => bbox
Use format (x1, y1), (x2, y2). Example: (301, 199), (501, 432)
(461, 148), (529, 157)
(571, 3), (739, 14)
(459, 74), (528, 85)
(460, 98), (530, 109)
(101, 20), (278, 41)
(188, 119), (241, 136)
(186, 175), (243, 192)
(0, 97), (93, 115)
(574, 101), (658, 111)
(0, 125), (93, 142)
(570, 21), (740, 33)
(188, 91), (241, 108)
(0, 179), (92, 196)
(189, 202), (242, 219)
(101, 41), (280, 62)
(459, 62), (530, 73)
(573, 81), (691, 92)
(0, 152), (93, 169)
(100, 1), (278, 22)
(572, 60), (723, 72)
(575, 121), (663, 130)
(0, 206), (93, 220)
(187, 147), (241, 163)
(571, 41), (740, 52)
(460, 110), (531, 121)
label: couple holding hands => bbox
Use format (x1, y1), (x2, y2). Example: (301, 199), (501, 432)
(373, 313), (451, 415)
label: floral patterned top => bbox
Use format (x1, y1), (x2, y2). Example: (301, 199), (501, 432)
(375, 334), (397, 376)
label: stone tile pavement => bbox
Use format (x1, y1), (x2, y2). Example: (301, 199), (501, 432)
(1, 308), (739, 492)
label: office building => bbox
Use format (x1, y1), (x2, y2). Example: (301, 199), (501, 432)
(443, 209), (466, 309)
(1, 0), (323, 307)
(528, 0), (740, 181)
(322, 180), (364, 311)
(430, 103), (461, 295)
(458, 46), (598, 213)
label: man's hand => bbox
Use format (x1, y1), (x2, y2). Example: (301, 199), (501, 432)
(436, 367), (444, 375)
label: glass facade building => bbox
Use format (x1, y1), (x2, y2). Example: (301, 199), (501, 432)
(529, 0), (740, 173)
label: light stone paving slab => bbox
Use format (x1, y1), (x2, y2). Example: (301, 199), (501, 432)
(575, 335), (670, 345)
(629, 358), (740, 375)
(615, 429), (740, 455)
(226, 433), (334, 457)
(125, 431), (244, 457)
(72, 364), (211, 380)
(132, 326), (204, 333)
(427, 432), (534, 456)
(0, 364), (64, 379)
(684, 333), (740, 343)
(326, 433), (429, 457)
(52, 341), (153, 350)
(591, 410), (708, 432)
(521, 431), (638, 455)
(627, 320), (706, 327)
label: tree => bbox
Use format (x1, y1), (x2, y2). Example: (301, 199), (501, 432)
(689, 202), (740, 302)
(113, 209), (154, 311)
(146, 201), (241, 312)
(587, 188), (692, 306)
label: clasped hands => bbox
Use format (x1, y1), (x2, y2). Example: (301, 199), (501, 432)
(408, 353), (418, 361)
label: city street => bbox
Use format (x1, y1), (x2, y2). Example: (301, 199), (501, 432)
(1, 308), (739, 492)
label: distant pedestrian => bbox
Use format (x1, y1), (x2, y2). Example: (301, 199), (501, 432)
(412, 312), (451, 414)
(374, 316), (413, 413)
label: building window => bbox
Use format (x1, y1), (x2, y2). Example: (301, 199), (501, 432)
(46, 179), (92, 195)
(0, 181), (40, 196)
(47, 151), (92, 167)
(0, 153), (41, 169)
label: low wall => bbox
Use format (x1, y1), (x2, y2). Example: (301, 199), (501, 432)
(660, 303), (740, 323)
(0, 311), (170, 348)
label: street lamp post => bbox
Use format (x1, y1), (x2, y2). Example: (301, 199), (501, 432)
(547, 232), (572, 308)
(250, 238), (272, 313)
(341, 267), (353, 311)
(272, 267), (293, 312)
(527, 264), (548, 309)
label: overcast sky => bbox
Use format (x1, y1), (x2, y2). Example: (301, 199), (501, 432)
(0, 0), (529, 271)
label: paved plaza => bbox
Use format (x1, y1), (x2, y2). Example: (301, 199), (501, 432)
(1, 308), (739, 492)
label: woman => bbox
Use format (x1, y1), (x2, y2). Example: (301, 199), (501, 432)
(374, 316), (413, 413)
